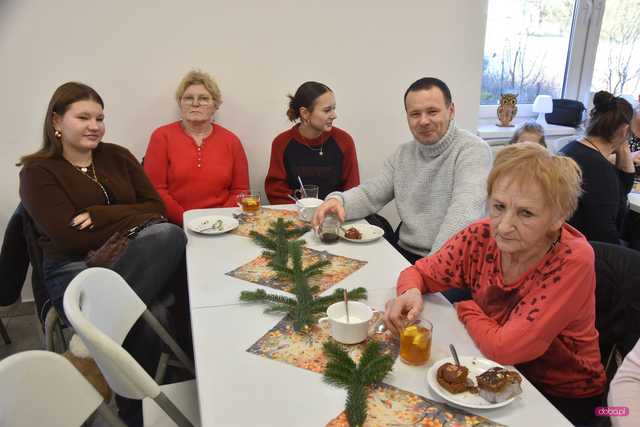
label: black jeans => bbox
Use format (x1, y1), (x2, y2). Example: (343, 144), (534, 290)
(43, 222), (189, 427)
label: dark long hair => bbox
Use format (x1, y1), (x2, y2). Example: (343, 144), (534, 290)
(286, 81), (332, 122)
(19, 82), (104, 165)
(585, 91), (633, 142)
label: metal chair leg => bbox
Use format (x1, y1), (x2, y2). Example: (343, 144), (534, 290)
(0, 317), (10, 344)
(143, 310), (195, 375)
(154, 392), (194, 427)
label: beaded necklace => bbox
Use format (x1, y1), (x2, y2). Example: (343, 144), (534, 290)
(71, 162), (111, 205)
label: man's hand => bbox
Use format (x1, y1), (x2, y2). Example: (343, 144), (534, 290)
(311, 198), (346, 229)
(383, 288), (424, 336)
(85, 231), (129, 268)
(70, 212), (93, 230)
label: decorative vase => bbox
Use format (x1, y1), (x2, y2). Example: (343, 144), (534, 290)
(497, 93), (518, 127)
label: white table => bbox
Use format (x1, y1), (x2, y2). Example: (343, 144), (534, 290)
(183, 206), (409, 309)
(629, 192), (640, 214)
(184, 206), (572, 427)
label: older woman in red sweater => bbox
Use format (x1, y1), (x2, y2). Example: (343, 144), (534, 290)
(384, 143), (605, 426)
(144, 70), (250, 225)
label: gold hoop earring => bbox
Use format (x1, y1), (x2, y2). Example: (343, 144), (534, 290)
(54, 130), (62, 139)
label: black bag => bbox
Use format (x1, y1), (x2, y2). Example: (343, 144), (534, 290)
(545, 99), (585, 128)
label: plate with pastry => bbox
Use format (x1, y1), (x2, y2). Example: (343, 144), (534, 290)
(188, 215), (239, 235)
(339, 224), (384, 243)
(427, 356), (523, 409)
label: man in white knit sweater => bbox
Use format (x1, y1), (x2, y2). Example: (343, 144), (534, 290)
(313, 77), (492, 262)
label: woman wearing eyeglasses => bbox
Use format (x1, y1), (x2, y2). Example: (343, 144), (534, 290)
(143, 70), (250, 225)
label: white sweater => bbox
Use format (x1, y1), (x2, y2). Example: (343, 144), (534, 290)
(608, 339), (640, 427)
(329, 121), (492, 256)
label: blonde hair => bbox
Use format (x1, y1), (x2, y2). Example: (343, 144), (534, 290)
(175, 70), (222, 107)
(487, 142), (583, 219)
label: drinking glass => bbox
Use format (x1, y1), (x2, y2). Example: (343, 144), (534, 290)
(237, 192), (261, 215)
(316, 213), (341, 244)
(399, 319), (433, 366)
(294, 184), (319, 200)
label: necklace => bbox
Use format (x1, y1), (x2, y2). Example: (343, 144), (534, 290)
(71, 162), (111, 205)
(306, 143), (325, 156)
(583, 137), (606, 159)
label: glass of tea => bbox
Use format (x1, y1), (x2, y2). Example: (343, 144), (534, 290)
(399, 319), (433, 366)
(237, 192), (261, 215)
(317, 213), (340, 244)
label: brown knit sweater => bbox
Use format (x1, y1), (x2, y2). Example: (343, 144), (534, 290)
(19, 143), (165, 260)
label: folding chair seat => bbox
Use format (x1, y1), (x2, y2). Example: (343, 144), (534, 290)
(64, 267), (199, 427)
(0, 350), (124, 427)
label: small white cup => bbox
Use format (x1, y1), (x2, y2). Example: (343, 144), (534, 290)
(318, 301), (374, 344)
(296, 197), (323, 222)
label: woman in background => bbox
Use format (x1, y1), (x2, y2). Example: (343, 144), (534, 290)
(509, 121), (546, 147)
(144, 70), (249, 225)
(19, 82), (187, 426)
(560, 91), (634, 244)
(265, 81), (360, 204)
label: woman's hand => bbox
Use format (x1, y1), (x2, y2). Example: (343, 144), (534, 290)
(311, 198), (345, 229)
(383, 288), (424, 336)
(70, 212), (93, 230)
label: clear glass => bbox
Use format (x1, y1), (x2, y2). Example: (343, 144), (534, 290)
(399, 319), (433, 366)
(590, 0), (640, 96)
(480, 0), (576, 105)
(317, 213), (341, 244)
(236, 192), (261, 215)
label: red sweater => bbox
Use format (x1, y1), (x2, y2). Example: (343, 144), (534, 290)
(397, 219), (605, 398)
(265, 125), (359, 204)
(143, 121), (249, 225)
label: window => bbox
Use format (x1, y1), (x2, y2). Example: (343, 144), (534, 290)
(590, 0), (640, 97)
(479, 0), (614, 120)
(481, 0), (576, 105)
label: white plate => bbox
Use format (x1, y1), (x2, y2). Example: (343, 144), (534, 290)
(340, 224), (384, 243)
(188, 215), (239, 235)
(427, 356), (521, 410)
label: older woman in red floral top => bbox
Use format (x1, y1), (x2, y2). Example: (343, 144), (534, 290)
(384, 143), (605, 426)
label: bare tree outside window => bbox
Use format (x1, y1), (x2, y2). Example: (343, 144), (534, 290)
(481, 0), (575, 105)
(591, 0), (640, 96)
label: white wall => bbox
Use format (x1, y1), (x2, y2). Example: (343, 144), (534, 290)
(0, 0), (488, 237)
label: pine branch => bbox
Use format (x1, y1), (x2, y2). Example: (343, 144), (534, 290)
(359, 356), (394, 385)
(303, 260), (332, 277)
(239, 289), (296, 306)
(357, 340), (382, 371)
(345, 381), (367, 427)
(323, 340), (394, 427)
(249, 231), (278, 251)
(323, 341), (357, 374)
(313, 287), (368, 310)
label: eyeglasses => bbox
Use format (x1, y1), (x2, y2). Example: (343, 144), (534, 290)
(181, 95), (213, 106)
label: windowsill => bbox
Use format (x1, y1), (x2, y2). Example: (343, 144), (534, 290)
(477, 121), (577, 140)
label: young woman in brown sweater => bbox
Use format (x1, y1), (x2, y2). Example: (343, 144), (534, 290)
(19, 82), (187, 427)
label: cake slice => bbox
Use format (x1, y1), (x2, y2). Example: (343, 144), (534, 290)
(437, 362), (470, 394)
(476, 367), (523, 403)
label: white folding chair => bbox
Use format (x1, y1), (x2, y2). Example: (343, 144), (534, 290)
(0, 350), (125, 427)
(63, 268), (199, 427)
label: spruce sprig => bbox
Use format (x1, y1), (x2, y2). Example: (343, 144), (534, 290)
(323, 341), (394, 427)
(240, 221), (366, 331)
(249, 218), (309, 268)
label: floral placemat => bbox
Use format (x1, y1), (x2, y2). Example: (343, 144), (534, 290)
(247, 312), (398, 374)
(326, 383), (505, 427)
(231, 207), (307, 237)
(226, 247), (367, 294)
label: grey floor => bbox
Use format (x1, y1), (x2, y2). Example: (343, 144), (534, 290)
(0, 301), (114, 426)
